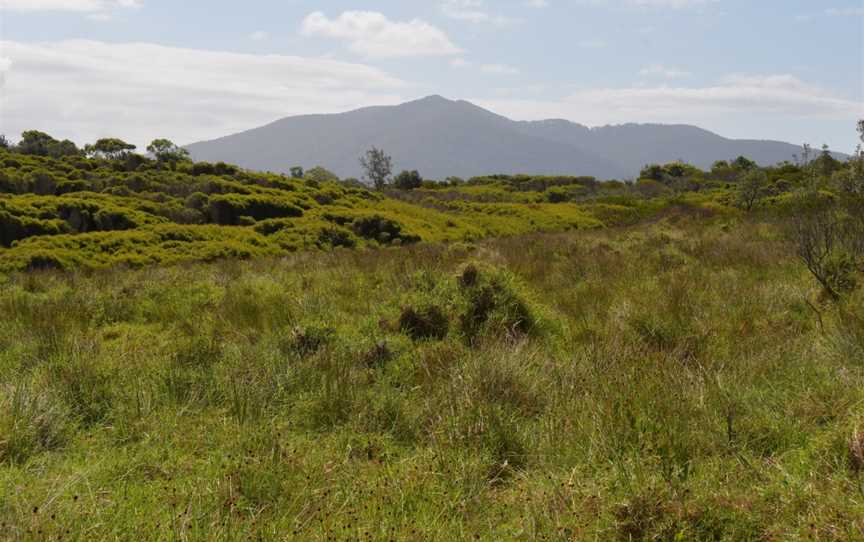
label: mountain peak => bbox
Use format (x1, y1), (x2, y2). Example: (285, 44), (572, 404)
(407, 94), (454, 106)
(186, 97), (808, 180)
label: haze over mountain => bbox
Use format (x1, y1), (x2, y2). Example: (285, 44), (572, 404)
(186, 96), (820, 180)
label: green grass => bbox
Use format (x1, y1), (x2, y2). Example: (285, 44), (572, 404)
(1, 213), (863, 540)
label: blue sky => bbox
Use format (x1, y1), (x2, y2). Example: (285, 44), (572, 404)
(1, 0), (861, 153)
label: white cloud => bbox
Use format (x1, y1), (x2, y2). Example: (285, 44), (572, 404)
(481, 63), (520, 75)
(301, 11), (461, 58)
(0, 0), (140, 12)
(639, 63), (690, 79)
(477, 74), (860, 127)
(826, 7), (864, 16)
(249, 31), (269, 41)
(441, 0), (521, 26)
(0, 40), (407, 147)
(524, 0), (549, 7)
(450, 58), (472, 68)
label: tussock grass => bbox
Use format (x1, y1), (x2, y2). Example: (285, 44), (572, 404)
(1, 217), (863, 540)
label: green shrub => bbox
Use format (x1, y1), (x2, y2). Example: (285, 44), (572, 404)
(208, 194), (304, 225)
(398, 304), (449, 341)
(359, 340), (393, 368)
(457, 264), (536, 343)
(0, 210), (65, 247)
(317, 226), (356, 248)
(351, 215), (420, 245)
(280, 324), (334, 357)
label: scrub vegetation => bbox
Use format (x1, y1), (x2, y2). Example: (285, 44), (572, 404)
(0, 127), (862, 540)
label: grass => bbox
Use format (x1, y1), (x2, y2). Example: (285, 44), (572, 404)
(1, 210), (862, 540)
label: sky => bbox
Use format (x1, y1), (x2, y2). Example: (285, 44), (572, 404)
(0, 0), (862, 153)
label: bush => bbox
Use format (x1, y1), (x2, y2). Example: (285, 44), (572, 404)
(351, 215), (420, 245)
(788, 196), (862, 300)
(208, 194), (304, 225)
(0, 210), (64, 247)
(359, 340), (393, 368)
(399, 304), (449, 341)
(457, 264), (536, 343)
(393, 170), (423, 190)
(281, 324), (334, 357)
(317, 226), (356, 249)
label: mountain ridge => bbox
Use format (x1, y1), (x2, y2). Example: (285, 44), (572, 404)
(186, 95), (827, 180)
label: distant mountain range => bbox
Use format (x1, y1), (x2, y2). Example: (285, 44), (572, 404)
(186, 95), (833, 180)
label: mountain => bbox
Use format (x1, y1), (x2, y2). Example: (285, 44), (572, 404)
(186, 95), (820, 180)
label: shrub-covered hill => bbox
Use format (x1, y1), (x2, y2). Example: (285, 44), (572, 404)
(2, 136), (853, 273)
(0, 149), (709, 272)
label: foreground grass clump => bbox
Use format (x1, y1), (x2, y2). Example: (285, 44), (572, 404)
(0, 216), (863, 540)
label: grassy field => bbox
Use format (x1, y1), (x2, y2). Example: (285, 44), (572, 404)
(2, 209), (863, 540)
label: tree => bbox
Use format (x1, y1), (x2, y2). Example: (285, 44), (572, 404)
(393, 170), (423, 190)
(732, 156), (757, 171)
(846, 120), (864, 196)
(304, 166), (339, 185)
(789, 197), (858, 300)
(290, 166), (304, 179)
(665, 162), (688, 178)
(360, 147), (392, 191)
(639, 164), (665, 182)
(85, 138), (137, 160)
(47, 139), (81, 158)
(736, 169), (767, 211)
(147, 139), (189, 164)
(812, 144), (841, 177)
(17, 130), (57, 156)
(0, 135), (9, 149)
(709, 160), (737, 182)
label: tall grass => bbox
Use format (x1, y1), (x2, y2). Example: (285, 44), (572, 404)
(0, 215), (862, 540)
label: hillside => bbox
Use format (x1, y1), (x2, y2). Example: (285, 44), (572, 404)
(0, 138), (853, 272)
(185, 96), (817, 179)
(0, 147), (664, 272)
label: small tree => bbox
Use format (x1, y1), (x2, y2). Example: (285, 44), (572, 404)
(304, 166), (339, 185)
(639, 164), (665, 182)
(17, 130), (57, 156)
(360, 147), (392, 191)
(85, 138), (137, 160)
(732, 156), (757, 172)
(737, 169), (768, 211)
(290, 166), (304, 179)
(837, 121), (864, 197)
(147, 139), (189, 164)
(393, 170), (423, 190)
(789, 199), (857, 300)
(0, 135), (9, 149)
(48, 139), (81, 158)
